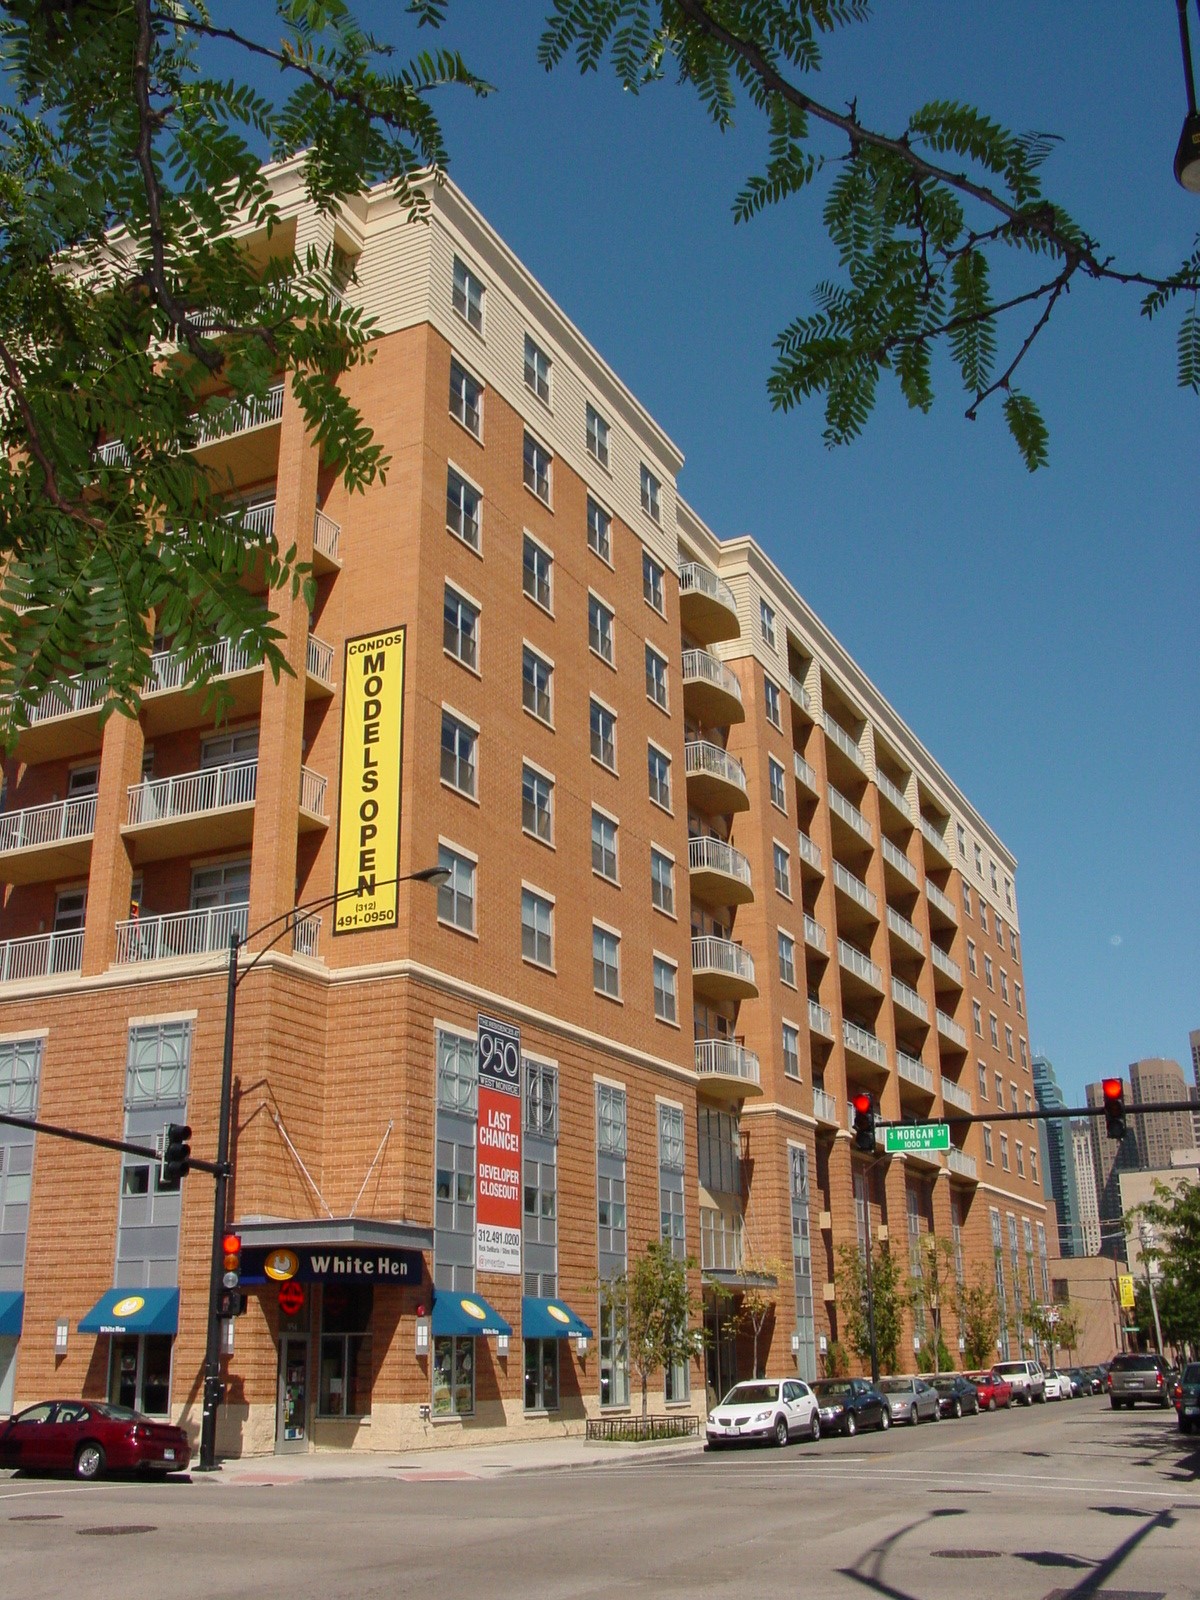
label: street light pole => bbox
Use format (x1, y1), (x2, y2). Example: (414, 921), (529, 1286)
(1140, 1223), (1166, 1356)
(194, 864), (449, 1472)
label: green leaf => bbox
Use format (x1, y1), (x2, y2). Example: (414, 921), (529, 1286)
(1002, 389), (1049, 471)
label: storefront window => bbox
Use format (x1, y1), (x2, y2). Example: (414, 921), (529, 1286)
(524, 1339), (559, 1411)
(108, 1334), (172, 1415)
(318, 1283), (373, 1417)
(432, 1335), (475, 1416)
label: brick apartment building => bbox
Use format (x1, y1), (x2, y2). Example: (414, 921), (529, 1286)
(0, 163), (1052, 1455)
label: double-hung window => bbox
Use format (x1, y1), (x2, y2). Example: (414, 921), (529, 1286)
(446, 467), (481, 550)
(587, 496), (612, 562)
(590, 699), (616, 771)
(524, 335), (551, 403)
(449, 360), (482, 437)
(650, 848), (675, 915)
(452, 256), (483, 332)
(593, 925), (620, 998)
(522, 647), (553, 724)
(437, 847), (476, 933)
(586, 404), (610, 467)
(773, 842), (791, 898)
(648, 745), (672, 810)
(591, 809), (618, 881)
(645, 645), (668, 709)
(522, 534), (552, 610)
(642, 551), (664, 613)
(653, 956), (678, 1024)
(522, 764), (554, 843)
(589, 594), (615, 665)
(524, 432), (552, 505)
(778, 930), (796, 987)
(769, 756), (787, 812)
(521, 889), (554, 968)
(440, 710), (477, 799)
(782, 1023), (800, 1080)
(760, 599), (776, 649)
(764, 677), (782, 728)
(640, 464), (661, 521)
(443, 585), (479, 670)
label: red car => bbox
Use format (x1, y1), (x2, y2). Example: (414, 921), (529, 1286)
(966, 1370), (1013, 1410)
(0, 1400), (190, 1479)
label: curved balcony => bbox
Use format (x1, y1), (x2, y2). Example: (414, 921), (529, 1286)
(123, 760), (328, 863)
(694, 1038), (763, 1103)
(0, 795), (96, 885)
(691, 935), (757, 1001)
(688, 835), (754, 907)
(685, 741), (749, 815)
(678, 562), (740, 644)
(681, 649), (745, 726)
(0, 929), (83, 984)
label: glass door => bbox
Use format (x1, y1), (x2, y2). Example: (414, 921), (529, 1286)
(276, 1336), (309, 1453)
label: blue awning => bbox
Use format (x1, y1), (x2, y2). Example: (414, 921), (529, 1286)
(522, 1296), (593, 1340)
(431, 1291), (511, 1338)
(78, 1287), (180, 1336)
(0, 1290), (24, 1337)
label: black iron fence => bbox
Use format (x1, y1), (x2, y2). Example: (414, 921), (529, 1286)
(585, 1413), (700, 1442)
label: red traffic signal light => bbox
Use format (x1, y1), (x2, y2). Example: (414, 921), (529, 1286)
(1101, 1077), (1126, 1141)
(221, 1232), (242, 1288)
(852, 1092), (875, 1154)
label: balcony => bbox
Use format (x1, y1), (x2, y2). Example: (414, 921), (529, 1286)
(936, 1008), (968, 1049)
(823, 713), (865, 773)
(947, 1146), (978, 1180)
(808, 997), (833, 1039)
(886, 906), (924, 955)
(942, 1077), (973, 1113)
(114, 903), (248, 966)
(838, 938), (883, 992)
(803, 914), (828, 956)
(896, 1050), (934, 1094)
(312, 508), (342, 573)
(793, 751), (819, 798)
(931, 944), (963, 986)
(678, 562), (739, 644)
(305, 633), (336, 695)
(0, 929), (83, 984)
(920, 815), (953, 868)
(789, 675), (813, 719)
(891, 976), (929, 1024)
(694, 1038), (763, 1103)
(685, 741), (749, 814)
(292, 914), (322, 959)
(688, 834), (754, 907)
(191, 382), (285, 483)
(691, 935), (757, 1000)
(833, 861), (878, 919)
(842, 1019), (887, 1071)
(828, 786), (873, 847)
(16, 674), (108, 763)
(797, 830), (823, 876)
(876, 771), (911, 822)
(926, 881), (958, 927)
(0, 796), (97, 885)
(122, 760), (328, 863)
(681, 648), (745, 726)
(881, 836), (918, 888)
(812, 1085), (840, 1125)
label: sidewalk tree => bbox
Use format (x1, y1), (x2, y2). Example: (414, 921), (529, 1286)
(835, 1240), (905, 1376)
(600, 1240), (704, 1419)
(1130, 1183), (1200, 1359)
(727, 1252), (789, 1379)
(908, 1235), (959, 1375)
(959, 1270), (1000, 1370)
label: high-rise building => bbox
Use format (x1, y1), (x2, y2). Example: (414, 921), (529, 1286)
(0, 162), (1052, 1449)
(1086, 1080), (1139, 1260)
(1032, 1056), (1081, 1257)
(1188, 1028), (1200, 1146)
(1128, 1057), (1197, 1168)
(1071, 1122), (1103, 1257)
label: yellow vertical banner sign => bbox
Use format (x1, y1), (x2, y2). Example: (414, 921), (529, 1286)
(1118, 1273), (1135, 1309)
(334, 627), (406, 935)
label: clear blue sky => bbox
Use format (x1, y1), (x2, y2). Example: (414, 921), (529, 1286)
(358, 2), (1197, 1102)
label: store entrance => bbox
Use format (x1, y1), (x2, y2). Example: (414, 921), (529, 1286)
(276, 1336), (309, 1453)
(108, 1334), (172, 1415)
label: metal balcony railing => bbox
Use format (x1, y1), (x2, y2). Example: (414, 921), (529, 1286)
(678, 562), (737, 615)
(838, 938), (882, 989)
(292, 914), (321, 959)
(947, 1147), (978, 1179)
(127, 759), (258, 826)
(842, 1018), (887, 1068)
(808, 997), (833, 1038)
(691, 936), (756, 986)
(812, 1086), (839, 1124)
(797, 830), (823, 872)
(931, 945), (963, 984)
(684, 740), (747, 795)
(891, 977), (929, 1022)
(881, 836), (917, 885)
(833, 860), (878, 916)
(144, 636), (256, 696)
(896, 1050), (934, 1091)
(823, 713), (865, 770)
(0, 795), (97, 853)
(926, 882), (958, 922)
(828, 786), (873, 845)
(193, 383), (285, 446)
(803, 914), (828, 954)
(25, 673), (108, 727)
(306, 634), (335, 684)
(936, 1009), (968, 1048)
(114, 903), (248, 965)
(313, 509), (342, 563)
(681, 648), (743, 707)
(0, 929), (84, 982)
(942, 1077), (973, 1113)
(886, 906), (924, 953)
(94, 438), (131, 467)
(299, 766), (328, 817)
(694, 1038), (761, 1089)
(876, 771), (911, 818)
(688, 834), (752, 890)
(920, 815), (950, 856)
(789, 674), (812, 712)
(228, 499), (276, 542)
(794, 751), (818, 792)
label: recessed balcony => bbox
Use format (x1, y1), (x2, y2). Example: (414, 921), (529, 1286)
(942, 1076), (973, 1113)
(678, 563), (740, 645)
(812, 1085), (840, 1125)
(15, 674), (107, 763)
(875, 771), (912, 824)
(808, 997), (833, 1039)
(797, 830), (823, 877)
(920, 815), (953, 869)
(190, 381), (285, 484)
(936, 1008), (968, 1050)
(123, 760), (328, 863)
(926, 881), (958, 928)
(312, 508), (342, 573)
(931, 944), (963, 989)
(833, 861), (878, 924)
(947, 1147), (978, 1181)
(803, 914), (828, 956)
(842, 1018), (888, 1073)
(685, 741), (749, 815)
(688, 835), (754, 906)
(0, 796), (96, 885)
(694, 1038), (763, 1103)
(896, 1049), (935, 1095)
(0, 930), (83, 984)
(114, 903), (248, 966)
(838, 937), (883, 995)
(681, 649), (745, 726)
(789, 675), (814, 722)
(886, 906), (924, 956)
(823, 712), (866, 775)
(891, 976), (929, 1024)
(793, 751), (819, 799)
(691, 935), (757, 1001)
(881, 836), (918, 892)
(828, 786), (873, 849)
(140, 630), (333, 737)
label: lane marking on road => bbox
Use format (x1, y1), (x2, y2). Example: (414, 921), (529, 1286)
(1, 1485), (100, 1503)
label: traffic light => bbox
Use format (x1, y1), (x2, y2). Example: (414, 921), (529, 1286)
(1101, 1077), (1126, 1141)
(852, 1091), (876, 1154)
(160, 1122), (192, 1187)
(221, 1232), (242, 1293)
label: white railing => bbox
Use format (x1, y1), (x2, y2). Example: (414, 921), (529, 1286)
(681, 649), (743, 709)
(797, 830), (823, 872)
(881, 836), (917, 885)
(823, 713), (865, 770)
(887, 906), (924, 953)
(926, 881), (958, 922)
(812, 1086), (839, 1124)
(228, 499), (276, 542)
(193, 383), (285, 446)
(694, 1038), (761, 1089)
(299, 766), (328, 817)
(936, 1009), (968, 1048)
(127, 760), (258, 826)
(843, 1018), (887, 1068)
(833, 860), (878, 916)
(292, 914), (321, 959)
(931, 945), (963, 984)
(313, 509), (342, 564)
(947, 1147), (978, 1179)
(94, 438), (131, 467)
(691, 936), (756, 987)
(789, 674), (812, 712)
(920, 815), (950, 857)
(0, 795), (96, 853)
(896, 1049), (934, 1091)
(876, 771), (910, 818)
(685, 740), (747, 796)
(828, 786), (873, 845)
(942, 1077), (973, 1113)
(144, 636), (256, 696)
(688, 834), (752, 889)
(26, 673), (108, 727)
(114, 903), (248, 965)
(803, 914), (828, 954)
(891, 977), (929, 1022)
(0, 929), (84, 982)
(794, 751), (818, 791)
(838, 938), (882, 989)
(808, 997), (833, 1038)
(678, 562), (737, 615)
(306, 634), (335, 684)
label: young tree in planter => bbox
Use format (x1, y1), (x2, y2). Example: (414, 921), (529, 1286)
(835, 1241), (906, 1376)
(601, 1241), (704, 1420)
(959, 1270), (1001, 1370)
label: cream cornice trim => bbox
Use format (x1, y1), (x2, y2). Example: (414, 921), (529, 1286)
(740, 1101), (816, 1130)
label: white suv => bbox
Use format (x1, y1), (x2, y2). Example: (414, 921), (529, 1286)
(993, 1359), (1046, 1405)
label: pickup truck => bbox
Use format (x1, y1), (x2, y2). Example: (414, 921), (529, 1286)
(992, 1358), (1046, 1405)
(1107, 1352), (1174, 1409)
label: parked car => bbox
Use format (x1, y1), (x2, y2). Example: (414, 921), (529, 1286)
(1063, 1367), (1093, 1397)
(929, 1374), (980, 1418)
(1042, 1369), (1069, 1401)
(0, 1399), (190, 1479)
(705, 1379), (821, 1448)
(1107, 1352), (1175, 1409)
(810, 1377), (891, 1436)
(966, 1370), (1013, 1410)
(1085, 1366), (1109, 1394)
(993, 1358), (1046, 1405)
(878, 1375), (940, 1425)
(1173, 1362), (1200, 1434)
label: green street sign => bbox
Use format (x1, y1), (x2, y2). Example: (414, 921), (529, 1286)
(884, 1122), (951, 1155)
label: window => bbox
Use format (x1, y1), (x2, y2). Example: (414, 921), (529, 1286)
(648, 745), (672, 810)
(764, 677), (782, 729)
(778, 929), (796, 987)
(436, 1029), (477, 1112)
(979, 901), (989, 934)
(1000, 1134), (1010, 1172)
(1000, 969), (1009, 1003)
(974, 843), (983, 876)
(963, 883), (973, 917)
(1019, 1037), (1028, 1069)
(597, 1084), (627, 1155)
(1029, 1146), (1039, 1186)
(640, 463), (661, 521)
(995, 913), (1005, 946)
(523, 432), (552, 504)
(599, 1299), (629, 1408)
(983, 1125), (994, 1164)
(319, 1283), (373, 1417)
(592, 810), (618, 881)
(590, 699), (616, 771)
(522, 646), (553, 724)
(650, 847), (675, 914)
(659, 1104), (685, 1171)
(0, 1037), (42, 1116)
(588, 594), (615, 664)
(995, 1071), (1004, 1104)
(586, 403), (610, 467)
(433, 1334), (474, 1418)
(443, 585), (479, 670)
(524, 1339), (559, 1412)
(957, 823), (967, 858)
(1024, 1091), (1033, 1122)
(990, 860), (999, 894)
(593, 925), (620, 998)
(521, 888), (554, 968)
(1004, 876), (1013, 910)
(449, 359), (482, 437)
(190, 860), (248, 910)
(126, 1021), (191, 1108)
(522, 534), (552, 610)
(653, 956), (678, 1023)
(1009, 1082), (1019, 1113)
(587, 496), (612, 562)
(524, 334), (551, 403)
(782, 1022), (800, 1080)
(645, 645), (668, 709)
(972, 999), (983, 1037)
(1005, 1025), (1015, 1061)
(525, 1059), (559, 1138)
(984, 954), (994, 989)
(698, 1107), (741, 1194)
(452, 255), (483, 332)
(977, 1061), (988, 1099)
(51, 887), (86, 937)
(966, 939), (977, 976)
(989, 1012), (1000, 1048)
(759, 598), (776, 649)
(440, 710), (477, 798)
(773, 842), (791, 898)
(1015, 982), (1023, 1016)
(642, 550), (664, 613)
(769, 756), (787, 812)
(437, 846), (475, 933)
(521, 764), (554, 843)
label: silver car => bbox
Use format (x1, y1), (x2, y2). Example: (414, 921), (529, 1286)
(878, 1375), (940, 1424)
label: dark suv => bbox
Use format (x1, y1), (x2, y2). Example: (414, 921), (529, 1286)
(1107, 1352), (1174, 1409)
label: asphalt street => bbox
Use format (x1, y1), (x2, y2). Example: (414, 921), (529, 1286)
(3, 1396), (1198, 1600)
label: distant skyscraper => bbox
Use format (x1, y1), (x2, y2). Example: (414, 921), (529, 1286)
(1033, 1055), (1081, 1257)
(1072, 1122), (1103, 1256)
(1086, 1079), (1139, 1261)
(1128, 1057), (1198, 1167)
(1189, 1029), (1200, 1146)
